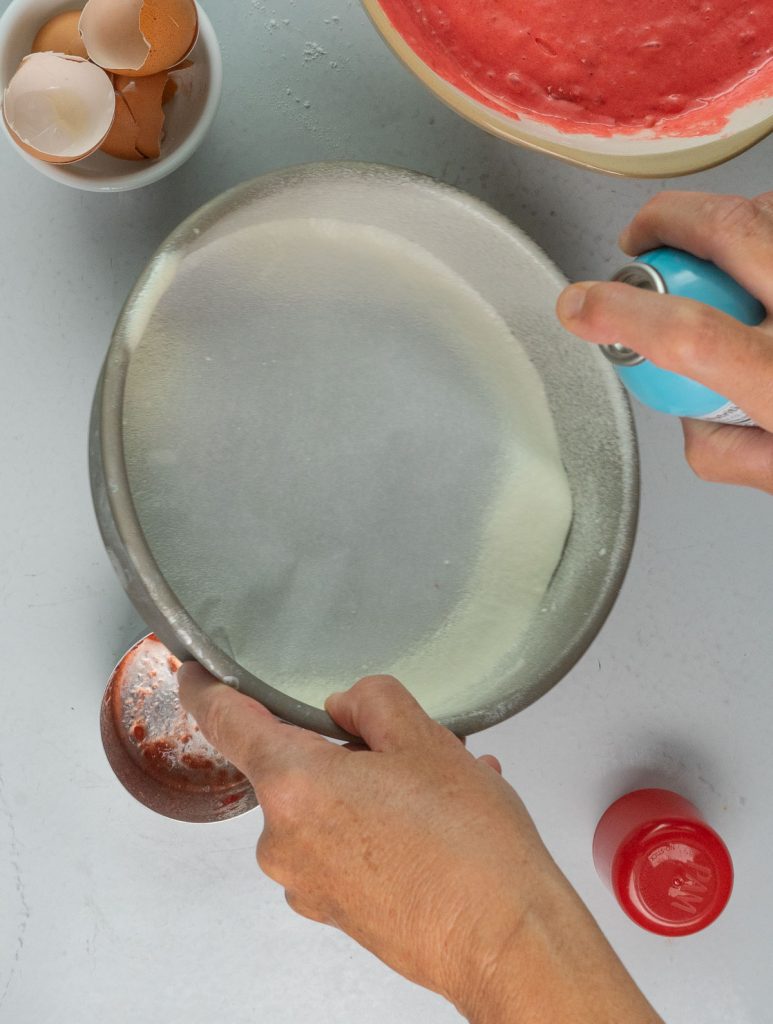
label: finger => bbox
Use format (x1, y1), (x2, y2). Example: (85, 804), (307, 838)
(177, 662), (330, 790)
(618, 191), (773, 309)
(477, 754), (502, 775)
(325, 675), (437, 753)
(682, 420), (773, 495)
(557, 281), (773, 430)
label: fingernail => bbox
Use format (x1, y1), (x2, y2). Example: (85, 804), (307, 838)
(176, 661), (195, 684)
(176, 661), (213, 688)
(557, 284), (588, 321)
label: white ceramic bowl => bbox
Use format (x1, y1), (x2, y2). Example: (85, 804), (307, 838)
(363, 0), (773, 178)
(0, 0), (222, 191)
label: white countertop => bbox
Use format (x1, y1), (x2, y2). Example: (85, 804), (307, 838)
(1, 2), (772, 1021)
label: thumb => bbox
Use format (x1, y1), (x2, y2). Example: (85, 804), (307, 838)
(682, 420), (773, 494)
(177, 662), (328, 794)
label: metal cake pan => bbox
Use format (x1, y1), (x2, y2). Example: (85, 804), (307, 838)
(90, 162), (639, 740)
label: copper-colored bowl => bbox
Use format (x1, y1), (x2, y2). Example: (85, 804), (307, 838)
(101, 634), (256, 823)
(362, 0), (773, 178)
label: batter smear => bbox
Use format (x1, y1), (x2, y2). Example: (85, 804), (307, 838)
(378, 1), (773, 135)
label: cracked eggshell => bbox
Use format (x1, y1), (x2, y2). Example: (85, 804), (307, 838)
(31, 10), (89, 59)
(161, 57), (193, 104)
(100, 70), (168, 160)
(79, 0), (198, 78)
(161, 75), (177, 104)
(2, 52), (116, 164)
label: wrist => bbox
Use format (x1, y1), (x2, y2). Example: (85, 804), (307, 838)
(451, 876), (661, 1024)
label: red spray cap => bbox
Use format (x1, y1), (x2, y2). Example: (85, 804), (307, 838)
(593, 788), (733, 937)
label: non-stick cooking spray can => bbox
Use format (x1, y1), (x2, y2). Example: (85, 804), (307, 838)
(601, 247), (765, 426)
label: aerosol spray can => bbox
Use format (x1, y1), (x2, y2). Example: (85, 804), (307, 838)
(602, 247), (765, 426)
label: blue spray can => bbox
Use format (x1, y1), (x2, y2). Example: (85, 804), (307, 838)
(602, 247), (765, 426)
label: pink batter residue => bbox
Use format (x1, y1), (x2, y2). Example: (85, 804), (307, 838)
(378, 1), (773, 136)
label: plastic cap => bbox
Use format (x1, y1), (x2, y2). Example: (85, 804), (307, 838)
(612, 819), (733, 936)
(594, 790), (733, 937)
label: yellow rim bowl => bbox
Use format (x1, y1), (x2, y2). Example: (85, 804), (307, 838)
(362, 0), (773, 178)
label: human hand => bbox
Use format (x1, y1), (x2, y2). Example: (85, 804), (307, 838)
(557, 191), (773, 494)
(178, 667), (659, 1024)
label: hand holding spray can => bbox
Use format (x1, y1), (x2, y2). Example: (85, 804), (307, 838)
(602, 247), (765, 426)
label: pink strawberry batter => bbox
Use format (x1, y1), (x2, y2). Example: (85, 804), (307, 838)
(378, 0), (773, 135)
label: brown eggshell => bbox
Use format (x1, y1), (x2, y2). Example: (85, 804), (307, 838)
(102, 0), (198, 77)
(99, 92), (144, 160)
(162, 56), (193, 104)
(4, 112), (113, 164)
(100, 71), (168, 160)
(31, 10), (89, 59)
(4, 113), (88, 164)
(3, 52), (115, 163)
(161, 76), (178, 105)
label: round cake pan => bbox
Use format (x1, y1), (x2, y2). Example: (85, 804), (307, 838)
(90, 162), (639, 741)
